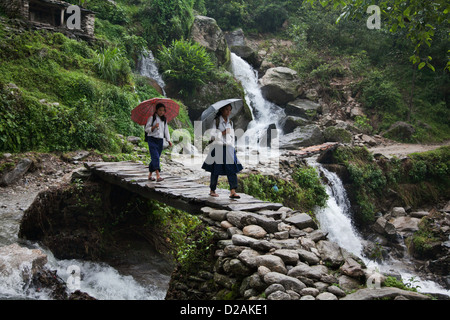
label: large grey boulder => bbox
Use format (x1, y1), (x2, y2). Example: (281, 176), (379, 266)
(259, 67), (302, 105)
(190, 15), (230, 66)
(0, 158), (33, 187)
(279, 125), (325, 149)
(284, 98), (321, 119)
(285, 212), (318, 230)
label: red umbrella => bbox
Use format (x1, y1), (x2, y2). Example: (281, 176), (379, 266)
(131, 98), (180, 125)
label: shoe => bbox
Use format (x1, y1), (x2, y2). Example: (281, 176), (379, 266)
(156, 177), (164, 182)
(229, 193), (241, 199)
(210, 192), (219, 197)
(149, 176), (156, 181)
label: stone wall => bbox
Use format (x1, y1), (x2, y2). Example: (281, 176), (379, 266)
(0, 0), (29, 19)
(166, 206), (432, 300)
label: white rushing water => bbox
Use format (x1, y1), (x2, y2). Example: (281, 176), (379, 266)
(230, 53), (285, 147)
(308, 157), (450, 296)
(137, 49), (166, 96)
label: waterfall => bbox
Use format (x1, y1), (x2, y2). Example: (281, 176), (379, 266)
(308, 158), (364, 257)
(230, 53), (285, 146)
(137, 49), (166, 96)
(308, 157), (450, 296)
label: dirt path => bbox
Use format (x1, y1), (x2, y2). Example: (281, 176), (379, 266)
(368, 140), (450, 158)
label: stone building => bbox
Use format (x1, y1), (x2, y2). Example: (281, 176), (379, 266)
(0, 0), (95, 38)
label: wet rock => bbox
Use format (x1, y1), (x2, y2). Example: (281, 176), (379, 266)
(279, 125), (325, 149)
(0, 158), (33, 187)
(316, 292), (338, 300)
(316, 240), (345, 267)
(0, 243), (47, 281)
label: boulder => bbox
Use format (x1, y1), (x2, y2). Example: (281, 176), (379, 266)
(255, 255), (287, 274)
(242, 225), (267, 239)
(391, 216), (421, 234)
(382, 121), (416, 142)
(284, 99), (321, 119)
(0, 158), (33, 187)
(341, 287), (431, 300)
(263, 272), (306, 293)
(285, 212), (318, 230)
(281, 116), (310, 134)
(190, 15), (230, 66)
(316, 240), (345, 267)
(230, 45), (261, 68)
(279, 125), (325, 149)
(340, 257), (365, 278)
(259, 67), (302, 105)
(224, 28), (245, 47)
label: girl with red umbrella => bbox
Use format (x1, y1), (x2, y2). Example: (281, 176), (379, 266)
(132, 98), (179, 182)
(145, 104), (173, 181)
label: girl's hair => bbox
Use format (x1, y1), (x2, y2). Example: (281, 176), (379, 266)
(155, 103), (167, 122)
(215, 104), (232, 119)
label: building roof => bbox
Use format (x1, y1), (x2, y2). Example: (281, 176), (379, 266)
(31, 0), (95, 14)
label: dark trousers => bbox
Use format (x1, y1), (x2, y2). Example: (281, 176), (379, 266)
(210, 173), (238, 191)
(148, 137), (163, 173)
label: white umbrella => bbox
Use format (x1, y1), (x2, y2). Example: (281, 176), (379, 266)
(200, 98), (243, 133)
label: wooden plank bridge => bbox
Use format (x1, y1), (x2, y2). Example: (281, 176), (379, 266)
(84, 161), (284, 215)
(84, 143), (340, 215)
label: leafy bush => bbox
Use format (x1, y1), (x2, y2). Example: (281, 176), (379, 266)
(94, 47), (132, 86)
(158, 39), (215, 93)
(253, 3), (288, 33)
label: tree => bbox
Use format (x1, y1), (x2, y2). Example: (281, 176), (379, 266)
(305, 0), (450, 71)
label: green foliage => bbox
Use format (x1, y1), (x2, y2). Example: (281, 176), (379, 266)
(158, 39), (215, 93)
(331, 146), (450, 225)
(231, 166), (328, 212)
(254, 3), (288, 33)
(383, 276), (420, 292)
(94, 47), (132, 86)
(134, 0), (195, 47)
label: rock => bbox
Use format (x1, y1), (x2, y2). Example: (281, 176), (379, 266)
(316, 240), (345, 267)
(338, 275), (361, 291)
(259, 67), (302, 105)
(230, 45), (261, 68)
(226, 259), (253, 276)
(273, 249), (299, 265)
(300, 287), (319, 297)
(255, 255), (287, 274)
(279, 125), (325, 149)
(373, 217), (397, 236)
(316, 292), (338, 300)
(340, 257), (365, 278)
(0, 243), (47, 282)
(189, 15), (230, 66)
(267, 290), (291, 300)
(410, 211), (429, 218)
(382, 121), (416, 142)
(391, 216), (421, 234)
(263, 272), (306, 293)
(126, 136), (141, 145)
(242, 225), (267, 239)
(323, 126), (352, 144)
(224, 28), (245, 47)
(284, 98), (321, 119)
(287, 262), (325, 280)
(327, 285), (346, 298)
(237, 248), (261, 267)
(214, 272), (237, 290)
(265, 283), (285, 296)
(391, 207), (407, 217)
(232, 234), (259, 247)
(0, 158), (33, 187)
(242, 212), (280, 234)
(209, 209), (229, 221)
(360, 134), (377, 146)
(297, 248), (320, 265)
(300, 295), (315, 300)
(227, 211), (248, 228)
(281, 116), (309, 134)
(285, 213), (318, 230)
(341, 287), (431, 300)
